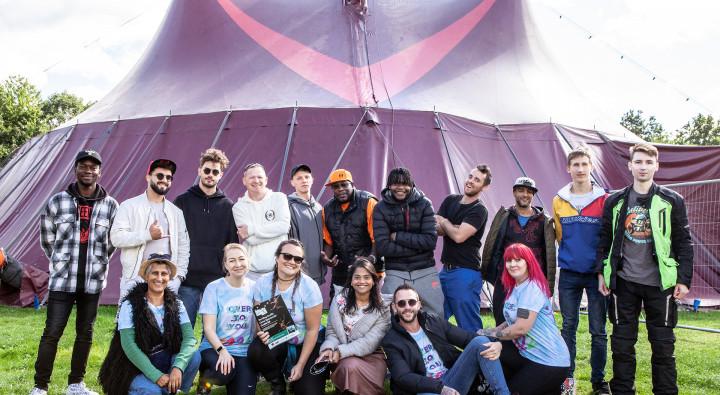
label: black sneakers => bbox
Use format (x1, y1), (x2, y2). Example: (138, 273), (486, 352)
(592, 381), (611, 395)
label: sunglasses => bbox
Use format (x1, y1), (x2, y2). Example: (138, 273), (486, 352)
(279, 252), (304, 264)
(202, 168), (221, 176)
(395, 299), (419, 308)
(309, 359), (330, 375)
(154, 173), (173, 181)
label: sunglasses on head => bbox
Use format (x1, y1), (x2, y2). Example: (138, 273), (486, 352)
(202, 168), (221, 176)
(154, 173), (173, 181)
(395, 298), (418, 308)
(279, 252), (304, 264)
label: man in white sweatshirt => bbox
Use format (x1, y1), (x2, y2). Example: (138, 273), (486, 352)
(110, 159), (190, 300)
(232, 163), (291, 280)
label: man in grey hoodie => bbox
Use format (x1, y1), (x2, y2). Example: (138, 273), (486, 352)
(287, 164), (325, 285)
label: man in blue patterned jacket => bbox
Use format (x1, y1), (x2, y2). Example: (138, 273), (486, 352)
(30, 150), (119, 395)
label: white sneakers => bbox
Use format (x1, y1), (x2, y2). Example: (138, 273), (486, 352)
(65, 382), (99, 395)
(561, 377), (576, 395)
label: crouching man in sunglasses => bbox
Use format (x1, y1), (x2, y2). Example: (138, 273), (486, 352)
(382, 284), (510, 395)
(110, 158), (190, 301)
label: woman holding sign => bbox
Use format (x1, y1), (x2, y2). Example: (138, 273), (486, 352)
(318, 257), (390, 395)
(248, 239), (325, 395)
(195, 243), (257, 394)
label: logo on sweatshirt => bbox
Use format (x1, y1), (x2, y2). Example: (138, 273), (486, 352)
(265, 210), (276, 221)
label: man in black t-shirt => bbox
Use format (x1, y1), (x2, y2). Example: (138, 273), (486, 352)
(435, 164), (492, 332)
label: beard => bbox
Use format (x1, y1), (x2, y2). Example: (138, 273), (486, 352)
(398, 309), (418, 324)
(201, 178), (216, 189)
(151, 181), (169, 195)
(515, 200), (531, 209)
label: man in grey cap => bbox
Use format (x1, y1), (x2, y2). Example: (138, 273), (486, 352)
(287, 164), (325, 285)
(481, 176), (557, 325)
(31, 149), (119, 395)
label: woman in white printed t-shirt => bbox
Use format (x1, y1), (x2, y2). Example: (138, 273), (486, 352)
(247, 239), (325, 395)
(195, 243), (257, 394)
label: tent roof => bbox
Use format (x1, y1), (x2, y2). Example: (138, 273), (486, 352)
(77, 0), (632, 137)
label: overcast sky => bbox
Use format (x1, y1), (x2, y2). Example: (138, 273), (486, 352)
(1, 0), (718, 132)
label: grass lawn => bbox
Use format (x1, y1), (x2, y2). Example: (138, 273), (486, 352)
(1, 306), (718, 394)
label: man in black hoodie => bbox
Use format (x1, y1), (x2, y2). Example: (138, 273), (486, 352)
(374, 168), (443, 316)
(174, 148), (239, 328)
(32, 149), (118, 395)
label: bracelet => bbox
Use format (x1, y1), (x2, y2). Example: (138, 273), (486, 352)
(216, 345), (224, 353)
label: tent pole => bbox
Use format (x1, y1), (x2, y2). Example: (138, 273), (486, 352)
(0, 125), (76, 211)
(317, 108), (369, 202)
(435, 111), (461, 194)
(278, 106), (299, 190)
(112, 116), (170, 195)
(494, 124), (546, 208)
(553, 123), (602, 186)
(194, 110), (233, 186)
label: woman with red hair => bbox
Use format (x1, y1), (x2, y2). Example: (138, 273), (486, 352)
(477, 243), (570, 394)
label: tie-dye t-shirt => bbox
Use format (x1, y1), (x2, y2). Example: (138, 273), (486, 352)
(253, 272), (322, 345)
(504, 280), (570, 367)
(199, 277), (255, 357)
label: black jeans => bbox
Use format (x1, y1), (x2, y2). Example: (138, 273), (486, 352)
(500, 341), (569, 395)
(200, 349), (257, 394)
(33, 291), (101, 389)
(247, 337), (326, 395)
(609, 277), (678, 395)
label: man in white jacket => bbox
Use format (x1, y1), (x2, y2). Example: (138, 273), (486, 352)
(110, 159), (190, 300)
(232, 163), (290, 280)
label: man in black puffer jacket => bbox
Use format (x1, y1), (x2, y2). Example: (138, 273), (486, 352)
(374, 167), (442, 315)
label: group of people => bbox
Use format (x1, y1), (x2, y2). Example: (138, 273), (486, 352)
(27, 141), (692, 395)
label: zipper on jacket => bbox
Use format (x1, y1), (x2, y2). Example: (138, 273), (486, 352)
(612, 293), (619, 325)
(659, 208), (666, 235)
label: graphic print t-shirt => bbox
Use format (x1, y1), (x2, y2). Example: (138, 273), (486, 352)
(619, 189), (659, 287)
(503, 280), (570, 367)
(77, 200), (95, 292)
(253, 272), (322, 344)
(118, 299), (190, 331)
(408, 328), (447, 379)
(199, 278), (255, 357)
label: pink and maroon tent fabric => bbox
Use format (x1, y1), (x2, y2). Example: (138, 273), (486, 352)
(1, 0), (718, 305)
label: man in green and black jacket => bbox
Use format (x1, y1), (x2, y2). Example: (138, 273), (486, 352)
(596, 143), (693, 395)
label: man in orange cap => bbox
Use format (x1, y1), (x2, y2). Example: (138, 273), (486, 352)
(321, 169), (380, 297)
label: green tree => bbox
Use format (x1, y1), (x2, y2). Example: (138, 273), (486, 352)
(674, 114), (720, 146)
(620, 109), (671, 143)
(41, 91), (92, 130)
(0, 76), (91, 164)
(0, 75), (45, 163)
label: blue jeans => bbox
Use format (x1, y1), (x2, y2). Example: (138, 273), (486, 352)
(128, 351), (201, 394)
(419, 336), (510, 395)
(558, 269), (608, 383)
(178, 285), (204, 329)
(439, 267), (484, 331)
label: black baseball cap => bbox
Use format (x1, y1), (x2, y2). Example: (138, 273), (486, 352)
(148, 158), (177, 175)
(290, 164), (312, 178)
(75, 149), (102, 165)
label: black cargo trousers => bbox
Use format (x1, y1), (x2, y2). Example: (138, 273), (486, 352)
(608, 276), (679, 395)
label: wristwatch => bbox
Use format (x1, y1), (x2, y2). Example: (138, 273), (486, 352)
(216, 345), (224, 353)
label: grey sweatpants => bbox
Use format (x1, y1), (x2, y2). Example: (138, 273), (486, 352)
(381, 267), (444, 317)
